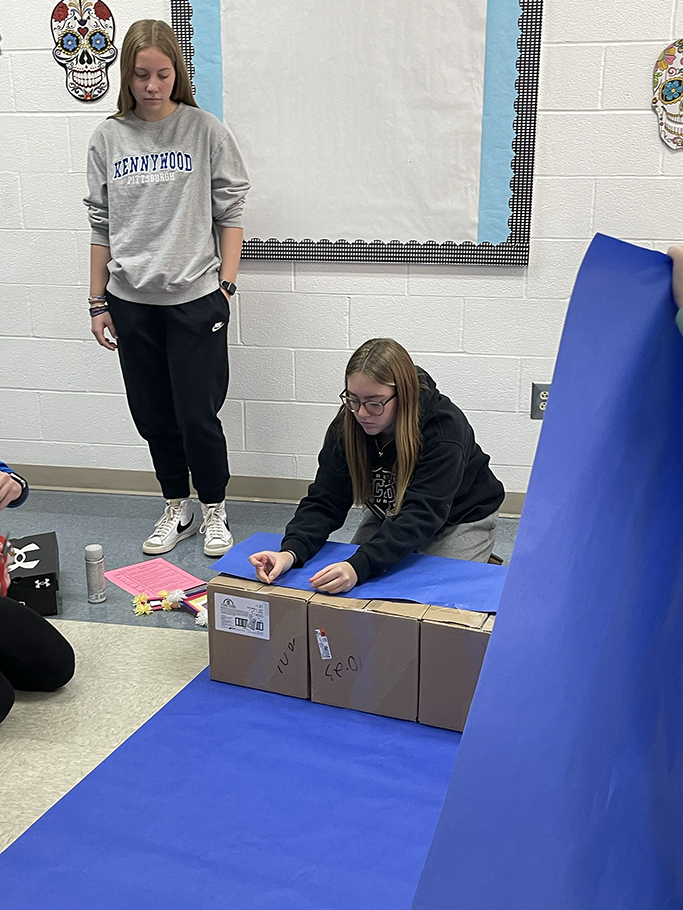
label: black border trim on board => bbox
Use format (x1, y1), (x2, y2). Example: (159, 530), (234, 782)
(171, 0), (195, 89)
(170, 0), (542, 266)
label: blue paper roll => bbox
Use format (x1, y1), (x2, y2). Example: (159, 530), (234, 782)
(412, 235), (683, 910)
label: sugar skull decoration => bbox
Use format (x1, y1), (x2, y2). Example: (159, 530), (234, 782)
(51, 0), (117, 102)
(653, 40), (683, 149)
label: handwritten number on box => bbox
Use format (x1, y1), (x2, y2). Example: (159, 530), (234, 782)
(276, 638), (296, 674)
(325, 655), (362, 680)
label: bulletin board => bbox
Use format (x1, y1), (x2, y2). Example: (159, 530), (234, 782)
(171, 0), (542, 265)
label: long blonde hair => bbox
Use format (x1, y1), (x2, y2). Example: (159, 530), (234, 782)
(341, 338), (422, 513)
(113, 20), (198, 118)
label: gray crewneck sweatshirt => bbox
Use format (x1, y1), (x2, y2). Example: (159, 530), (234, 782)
(84, 103), (250, 305)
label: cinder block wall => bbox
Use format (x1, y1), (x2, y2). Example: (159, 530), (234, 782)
(1, 0), (680, 495)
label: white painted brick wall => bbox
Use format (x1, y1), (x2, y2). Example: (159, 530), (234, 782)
(2, 391), (42, 438)
(230, 452), (297, 478)
(414, 354), (520, 413)
(28, 287), (94, 341)
(0, 338), (92, 391)
(240, 293), (349, 348)
(21, 173), (89, 230)
(39, 391), (141, 445)
(349, 296), (464, 352)
(462, 298), (568, 356)
(542, 0), (672, 43)
(1, 1), (681, 495)
(228, 347), (295, 401)
(89, 444), (154, 471)
(0, 287), (31, 335)
(1, 174), (22, 227)
(294, 262), (409, 295)
(245, 403), (338, 456)
(0, 232), (82, 285)
(294, 349), (359, 403)
(0, 62), (15, 113)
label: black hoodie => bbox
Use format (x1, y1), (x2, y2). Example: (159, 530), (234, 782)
(281, 369), (504, 585)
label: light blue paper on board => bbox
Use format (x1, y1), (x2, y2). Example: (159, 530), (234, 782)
(477, 0), (520, 244)
(191, 0), (223, 120)
(211, 531), (507, 612)
(412, 234), (683, 910)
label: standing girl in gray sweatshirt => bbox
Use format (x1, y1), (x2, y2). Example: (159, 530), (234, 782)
(84, 19), (249, 557)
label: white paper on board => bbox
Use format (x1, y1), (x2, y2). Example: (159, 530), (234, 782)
(214, 593), (270, 640)
(223, 0), (487, 243)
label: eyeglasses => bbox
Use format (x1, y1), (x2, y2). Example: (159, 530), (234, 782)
(339, 391), (397, 416)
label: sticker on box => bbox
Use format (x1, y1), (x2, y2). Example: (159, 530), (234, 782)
(214, 593), (270, 640)
(315, 628), (332, 660)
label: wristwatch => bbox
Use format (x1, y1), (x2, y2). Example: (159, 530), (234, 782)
(220, 280), (237, 297)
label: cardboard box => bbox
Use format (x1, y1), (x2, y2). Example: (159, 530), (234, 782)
(308, 595), (429, 721)
(7, 532), (60, 617)
(207, 576), (312, 699)
(418, 606), (495, 733)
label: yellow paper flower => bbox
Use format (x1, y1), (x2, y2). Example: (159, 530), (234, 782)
(134, 601), (152, 616)
(161, 599), (173, 611)
(157, 590), (170, 598)
(132, 594), (149, 607)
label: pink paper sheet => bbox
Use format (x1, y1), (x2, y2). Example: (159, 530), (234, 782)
(104, 558), (205, 596)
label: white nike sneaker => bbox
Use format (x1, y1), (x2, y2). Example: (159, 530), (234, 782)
(200, 502), (234, 557)
(142, 499), (197, 554)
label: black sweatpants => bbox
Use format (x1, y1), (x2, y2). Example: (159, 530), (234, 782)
(107, 289), (231, 504)
(0, 596), (75, 724)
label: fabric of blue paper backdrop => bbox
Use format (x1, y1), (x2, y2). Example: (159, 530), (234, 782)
(0, 670), (460, 910)
(212, 531), (507, 612)
(412, 234), (683, 910)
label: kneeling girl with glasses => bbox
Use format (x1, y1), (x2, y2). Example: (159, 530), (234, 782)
(249, 338), (505, 594)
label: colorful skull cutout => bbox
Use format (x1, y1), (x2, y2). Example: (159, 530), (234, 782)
(653, 40), (683, 149)
(51, 0), (117, 102)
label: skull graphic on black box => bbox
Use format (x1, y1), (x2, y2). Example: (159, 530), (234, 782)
(51, 0), (117, 102)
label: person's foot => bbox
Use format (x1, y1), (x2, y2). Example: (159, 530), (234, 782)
(142, 499), (196, 554)
(200, 502), (234, 557)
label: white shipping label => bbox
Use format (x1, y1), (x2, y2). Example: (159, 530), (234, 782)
(214, 593), (270, 640)
(315, 628), (332, 660)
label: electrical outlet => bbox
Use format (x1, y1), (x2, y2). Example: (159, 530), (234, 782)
(531, 383), (550, 419)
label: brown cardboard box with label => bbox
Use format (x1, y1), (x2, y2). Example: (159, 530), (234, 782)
(208, 576), (313, 699)
(309, 595), (429, 721)
(418, 606), (495, 732)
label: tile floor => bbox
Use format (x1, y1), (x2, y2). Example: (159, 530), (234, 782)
(0, 490), (519, 852)
(0, 620), (209, 850)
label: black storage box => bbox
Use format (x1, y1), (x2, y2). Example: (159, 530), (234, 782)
(7, 532), (60, 616)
